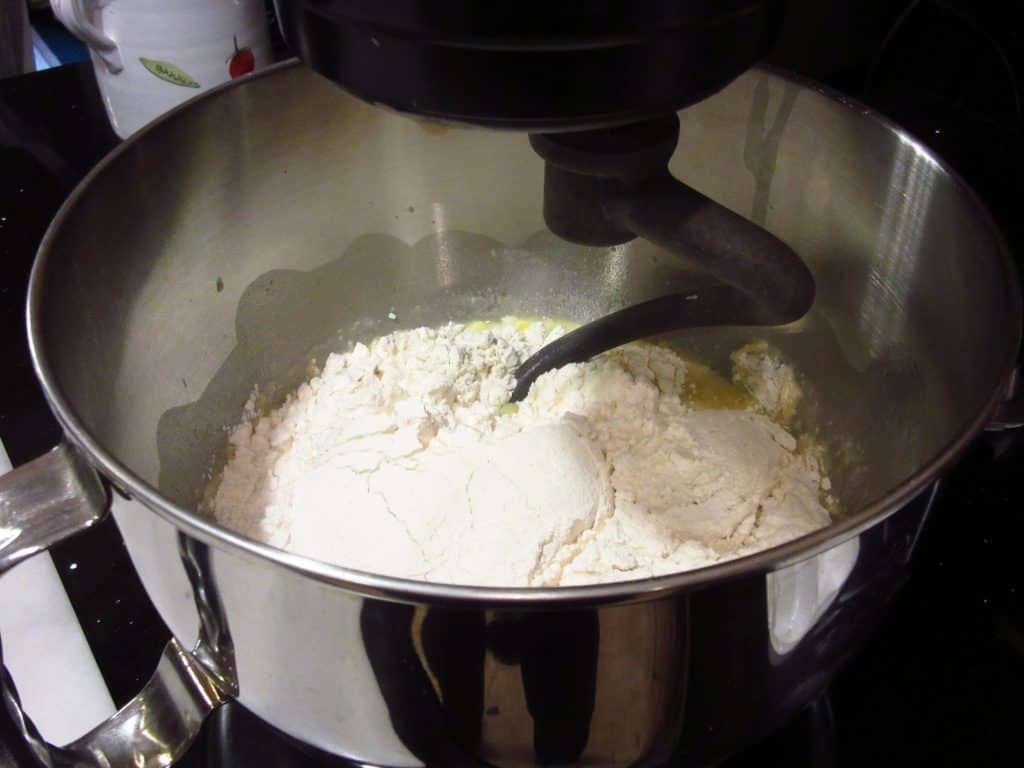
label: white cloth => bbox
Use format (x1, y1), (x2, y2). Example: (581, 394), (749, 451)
(0, 439), (115, 745)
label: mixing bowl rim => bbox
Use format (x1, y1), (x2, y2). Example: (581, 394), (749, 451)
(26, 60), (1022, 607)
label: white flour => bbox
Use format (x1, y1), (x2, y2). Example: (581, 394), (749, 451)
(212, 321), (832, 586)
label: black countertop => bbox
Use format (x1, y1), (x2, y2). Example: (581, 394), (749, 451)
(1, 47), (1023, 767)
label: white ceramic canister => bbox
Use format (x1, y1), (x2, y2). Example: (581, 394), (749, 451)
(52, 0), (272, 138)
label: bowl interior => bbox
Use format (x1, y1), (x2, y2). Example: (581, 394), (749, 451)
(33, 64), (1019, 549)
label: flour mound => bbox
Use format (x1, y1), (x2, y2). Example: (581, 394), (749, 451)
(212, 322), (831, 586)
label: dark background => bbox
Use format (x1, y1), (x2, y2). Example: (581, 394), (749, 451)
(1, 1), (1022, 765)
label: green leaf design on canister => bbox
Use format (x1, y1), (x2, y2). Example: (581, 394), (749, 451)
(139, 57), (201, 88)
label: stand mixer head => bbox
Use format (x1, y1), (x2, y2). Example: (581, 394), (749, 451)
(272, 0), (786, 130)
(272, 0), (813, 392)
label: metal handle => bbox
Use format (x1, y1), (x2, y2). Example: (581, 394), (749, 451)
(50, 0), (123, 74)
(0, 444), (228, 767)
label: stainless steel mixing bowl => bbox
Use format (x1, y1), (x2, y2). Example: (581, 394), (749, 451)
(1, 61), (1020, 767)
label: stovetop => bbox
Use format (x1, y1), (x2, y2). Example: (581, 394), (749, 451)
(2, 4), (1023, 764)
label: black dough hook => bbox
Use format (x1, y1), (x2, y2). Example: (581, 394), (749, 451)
(510, 115), (814, 403)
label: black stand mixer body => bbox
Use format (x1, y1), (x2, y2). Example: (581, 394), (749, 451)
(271, 0), (785, 131)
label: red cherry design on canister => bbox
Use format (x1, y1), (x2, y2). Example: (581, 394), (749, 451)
(227, 35), (255, 79)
